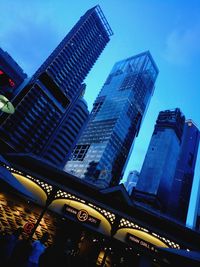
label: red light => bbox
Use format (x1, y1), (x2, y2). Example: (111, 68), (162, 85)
(9, 79), (15, 87)
(0, 69), (15, 88)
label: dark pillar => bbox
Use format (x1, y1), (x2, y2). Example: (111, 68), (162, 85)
(100, 248), (110, 267)
(28, 187), (58, 240)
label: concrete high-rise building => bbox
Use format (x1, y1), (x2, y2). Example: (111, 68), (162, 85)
(0, 48), (27, 99)
(0, 6), (112, 167)
(167, 120), (200, 222)
(134, 108), (185, 210)
(29, 5), (113, 101)
(42, 95), (89, 166)
(65, 51), (159, 188)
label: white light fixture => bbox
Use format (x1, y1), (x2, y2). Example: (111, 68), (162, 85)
(0, 95), (15, 114)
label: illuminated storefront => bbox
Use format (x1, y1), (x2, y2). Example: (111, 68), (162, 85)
(0, 154), (200, 266)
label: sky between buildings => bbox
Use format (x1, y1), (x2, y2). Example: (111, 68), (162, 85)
(1, 0), (200, 222)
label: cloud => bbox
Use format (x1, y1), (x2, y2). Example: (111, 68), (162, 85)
(163, 21), (200, 65)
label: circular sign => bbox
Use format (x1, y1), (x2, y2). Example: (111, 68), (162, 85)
(77, 209), (89, 222)
(23, 222), (35, 234)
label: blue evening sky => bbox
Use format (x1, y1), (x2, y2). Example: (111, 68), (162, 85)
(1, 0), (200, 223)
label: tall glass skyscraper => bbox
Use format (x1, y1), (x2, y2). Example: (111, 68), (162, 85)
(134, 108), (185, 210)
(0, 6), (113, 167)
(167, 120), (200, 222)
(65, 51), (159, 188)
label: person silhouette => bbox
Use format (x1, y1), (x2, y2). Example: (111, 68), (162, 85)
(38, 232), (71, 267)
(27, 232), (49, 267)
(8, 236), (32, 267)
(0, 227), (23, 265)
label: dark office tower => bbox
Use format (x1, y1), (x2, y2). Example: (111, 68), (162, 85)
(167, 120), (200, 222)
(29, 5), (113, 101)
(65, 51), (159, 188)
(0, 48), (27, 99)
(134, 108), (185, 210)
(0, 6), (112, 166)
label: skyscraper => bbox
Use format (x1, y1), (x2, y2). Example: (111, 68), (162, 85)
(167, 120), (200, 222)
(29, 5), (113, 101)
(0, 6), (113, 167)
(65, 51), (159, 188)
(42, 95), (89, 166)
(134, 108), (185, 210)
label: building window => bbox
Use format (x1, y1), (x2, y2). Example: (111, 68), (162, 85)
(72, 144), (90, 161)
(91, 96), (105, 115)
(188, 152), (194, 167)
(120, 74), (138, 90)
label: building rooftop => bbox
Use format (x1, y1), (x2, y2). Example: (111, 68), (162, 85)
(94, 5), (113, 36)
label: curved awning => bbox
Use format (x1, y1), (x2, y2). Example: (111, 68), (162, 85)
(11, 172), (47, 205)
(114, 227), (169, 249)
(0, 166), (36, 200)
(0, 156), (37, 202)
(2, 154), (199, 252)
(49, 199), (112, 236)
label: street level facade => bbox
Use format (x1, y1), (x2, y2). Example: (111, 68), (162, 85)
(1, 154), (200, 266)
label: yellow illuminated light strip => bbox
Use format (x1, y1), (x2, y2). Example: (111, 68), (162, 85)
(56, 189), (86, 203)
(49, 199), (112, 236)
(88, 203), (116, 223)
(11, 172), (47, 205)
(115, 228), (169, 248)
(119, 219), (180, 249)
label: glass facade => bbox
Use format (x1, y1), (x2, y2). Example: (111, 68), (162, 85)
(167, 120), (200, 222)
(0, 6), (112, 167)
(134, 108), (186, 210)
(65, 51), (159, 188)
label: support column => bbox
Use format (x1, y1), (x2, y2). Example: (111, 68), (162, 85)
(28, 187), (58, 240)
